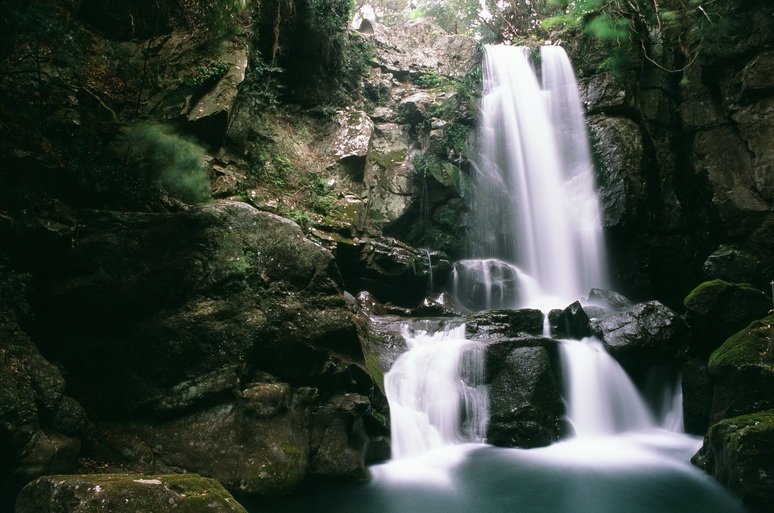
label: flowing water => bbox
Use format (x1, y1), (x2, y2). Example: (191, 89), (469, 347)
(250, 46), (749, 513)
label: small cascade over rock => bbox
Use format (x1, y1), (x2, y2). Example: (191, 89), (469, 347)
(385, 320), (488, 459)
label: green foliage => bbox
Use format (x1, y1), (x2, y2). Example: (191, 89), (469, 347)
(416, 73), (453, 90)
(584, 13), (628, 41)
(542, 0), (726, 75)
(118, 123), (211, 204)
(307, 0), (353, 39)
(177, 0), (250, 48)
(412, 0), (481, 36)
(191, 60), (232, 87)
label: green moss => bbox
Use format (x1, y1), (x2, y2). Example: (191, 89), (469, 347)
(712, 409), (774, 431)
(684, 279), (731, 307)
(709, 314), (774, 372)
(364, 350), (385, 393)
(280, 441), (303, 457)
(684, 279), (761, 308)
(370, 150), (408, 170)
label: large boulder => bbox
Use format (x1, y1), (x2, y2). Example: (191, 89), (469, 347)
(27, 201), (377, 496)
(684, 280), (771, 358)
(591, 301), (688, 368)
(366, 21), (479, 80)
(707, 314), (774, 423)
(15, 473), (248, 513)
(485, 339), (566, 448)
(692, 410), (774, 513)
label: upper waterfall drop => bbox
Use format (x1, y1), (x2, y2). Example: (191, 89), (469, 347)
(457, 45), (608, 312)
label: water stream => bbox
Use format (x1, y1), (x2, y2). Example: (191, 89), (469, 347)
(251, 46), (749, 513)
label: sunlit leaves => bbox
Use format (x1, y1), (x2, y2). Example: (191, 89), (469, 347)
(584, 14), (628, 41)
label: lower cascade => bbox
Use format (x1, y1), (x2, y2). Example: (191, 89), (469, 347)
(253, 45), (750, 513)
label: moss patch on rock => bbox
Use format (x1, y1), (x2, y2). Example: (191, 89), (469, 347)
(15, 473), (248, 513)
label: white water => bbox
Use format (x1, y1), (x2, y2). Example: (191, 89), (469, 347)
(385, 321), (487, 460)
(459, 45), (608, 311)
(248, 45), (751, 513)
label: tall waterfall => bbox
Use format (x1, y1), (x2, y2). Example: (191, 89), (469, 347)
(260, 44), (749, 513)
(456, 45), (607, 311)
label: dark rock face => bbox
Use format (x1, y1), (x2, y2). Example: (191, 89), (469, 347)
(681, 357), (714, 435)
(485, 339), (566, 448)
(683, 280), (771, 358)
(703, 245), (760, 284)
(591, 301), (688, 367)
(549, 301), (592, 340)
(35, 202), (360, 416)
(335, 237), (447, 305)
(579, 1), (774, 307)
(0, 302), (90, 509)
(12, 201), (378, 497)
(15, 473), (248, 513)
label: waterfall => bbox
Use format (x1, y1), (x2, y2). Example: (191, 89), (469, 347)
(459, 45), (608, 311)
(385, 321), (488, 459)
(260, 44), (749, 513)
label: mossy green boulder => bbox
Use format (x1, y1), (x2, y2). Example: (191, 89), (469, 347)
(692, 410), (774, 513)
(15, 474), (248, 513)
(708, 314), (774, 422)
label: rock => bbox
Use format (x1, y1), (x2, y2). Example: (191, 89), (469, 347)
(703, 245), (760, 284)
(410, 292), (463, 317)
(0, 301), (89, 509)
(465, 309), (545, 341)
(707, 314), (774, 423)
(692, 410), (774, 513)
(363, 122), (415, 228)
(308, 393), (371, 479)
(367, 21), (479, 80)
(187, 46), (249, 147)
(683, 280), (771, 358)
(35, 202), (359, 416)
(485, 340), (566, 448)
(22, 201), (379, 496)
(578, 72), (632, 113)
(692, 125), (768, 239)
(591, 301), (688, 367)
(587, 115), (645, 229)
(332, 110), (374, 165)
(681, 358), (714, 435)
(335, 236), (434, 306)
(15, 473), (248, 513)
(549, 301), (592, 339)
(587, 288), (633, 311)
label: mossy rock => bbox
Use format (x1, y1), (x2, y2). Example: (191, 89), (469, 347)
(683, 279), (770, 358)
(693, 410), (774, 512)
(15, 473), (248, 513)
(708, 314), (774, 422)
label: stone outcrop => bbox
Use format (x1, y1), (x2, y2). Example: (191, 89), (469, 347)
(2, 202), (379, 501)
(485, 339), (566, 448)
(0, 302), (90, 509)
(578, 0), (774, 307)
(707, 315), (774, 423)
